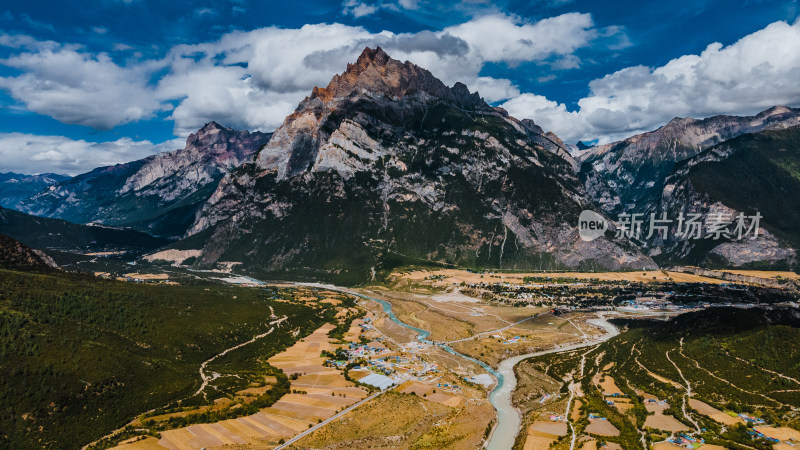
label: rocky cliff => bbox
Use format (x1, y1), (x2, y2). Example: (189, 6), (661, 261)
(580, 106), (800, 215)
(180, 47), (654, 283)
(18, 123), (271, 237)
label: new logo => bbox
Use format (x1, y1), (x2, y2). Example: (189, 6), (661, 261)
(578, 210), (608, 242)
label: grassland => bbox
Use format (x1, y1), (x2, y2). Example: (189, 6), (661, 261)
(0, 268), (344, 449)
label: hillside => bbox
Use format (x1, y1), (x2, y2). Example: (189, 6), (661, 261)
(0, 206), (168, 258)
(0, 269), (339, 448)
(0, 233), (56, 271)
(651, 125), (800, 268)
(516, 307), (800, 449)
(17, 123), (271, 238)
(580, 106), (800, 215)
(176, 47), (653, 284)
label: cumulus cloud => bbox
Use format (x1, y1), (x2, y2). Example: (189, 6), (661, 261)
(503, 18), (800, 144)
(0, 13), (607, 139)
(342, 0), (378, 17)
(502, 93), (585, 139)
(444, 13), (595, 65)
(0, 133), (183, 175)
(0, 45), (164, 129)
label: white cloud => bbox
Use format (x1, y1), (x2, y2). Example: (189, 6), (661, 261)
(341, 0), (419, 17)
(397, 0), (418, 9)
(444, 13), (595, 65)
(503, 18), (800, 144)
(342, 0), (378, 17)
(0, 13), (608, 139)
(0, 45), (164, 129)
(502, 93), (586, 139)
(0, 133), (183, 175)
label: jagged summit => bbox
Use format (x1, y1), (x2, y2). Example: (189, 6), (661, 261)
(197, 121), (226, 131)
(310, 47), (485, 108)
(185, 45), (654, 281)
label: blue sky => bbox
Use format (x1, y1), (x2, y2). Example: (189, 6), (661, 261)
(1, 0), (799, 174)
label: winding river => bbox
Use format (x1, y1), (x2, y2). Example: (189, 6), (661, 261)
(486, 317), (620, 449)
(297, 283), (621, 449)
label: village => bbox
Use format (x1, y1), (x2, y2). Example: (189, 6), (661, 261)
(323, 316), (492, 397)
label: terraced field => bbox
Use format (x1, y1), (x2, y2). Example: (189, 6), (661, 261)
(513, 307), (800, 449)
(117, 324), (369, 449)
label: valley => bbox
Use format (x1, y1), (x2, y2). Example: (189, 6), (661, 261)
(2, 40), (800, 450)
(2, 223), (800, 449)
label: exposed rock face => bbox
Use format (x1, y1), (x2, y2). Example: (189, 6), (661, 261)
(0, 233), (57, 270)
(18, 123), (271, 237)
(185, 47), (653, 282)
(0, 172), (69, 210)
(646, 125), (800, 267)
(120, 122), (268, 200)
(580, 106), (800, 215)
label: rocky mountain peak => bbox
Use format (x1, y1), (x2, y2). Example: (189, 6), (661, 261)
(186, 121), (232, 148)
(755, 105), (797, 119)
(662, 116), (696, 130)
(311, 46), (475, 104)
(197, 121), (225, 132)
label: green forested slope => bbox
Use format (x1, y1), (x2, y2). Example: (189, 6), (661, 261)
(0, 269), (331, 448)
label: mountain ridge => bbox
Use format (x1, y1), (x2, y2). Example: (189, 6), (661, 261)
(17, 122), (271, 237)
(0, 172), (70, 210)
(178, 47), (654, 283)
(580, 105), (800, 215)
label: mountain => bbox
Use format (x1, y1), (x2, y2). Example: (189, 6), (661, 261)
(176, 47), (653, 283)
(0, 206), (168, 257)
(649, 125), (800, 268)
(17, 123), (272, 237)
(580, 106), (800, 215)
(0, 232), (57, 271)
(0, 172), (69, 209)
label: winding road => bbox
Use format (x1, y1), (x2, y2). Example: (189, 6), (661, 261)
(195, 315), (288, 398)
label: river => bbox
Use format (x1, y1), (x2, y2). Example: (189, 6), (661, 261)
(296, 282), (621, 449)
(485, 317), (620, 449)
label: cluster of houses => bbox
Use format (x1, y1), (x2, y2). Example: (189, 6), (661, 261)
(358, 317), (374, 331)
(747, 429), (779, 443)
(329, 334), (445, 391)
(347, 340), (388, 356)
(436, 382), (461, 392)
(667, 433), (704, 448)
(737, 413), (766, 425)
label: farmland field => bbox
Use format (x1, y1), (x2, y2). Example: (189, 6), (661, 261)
(513, 307), (800, 449)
